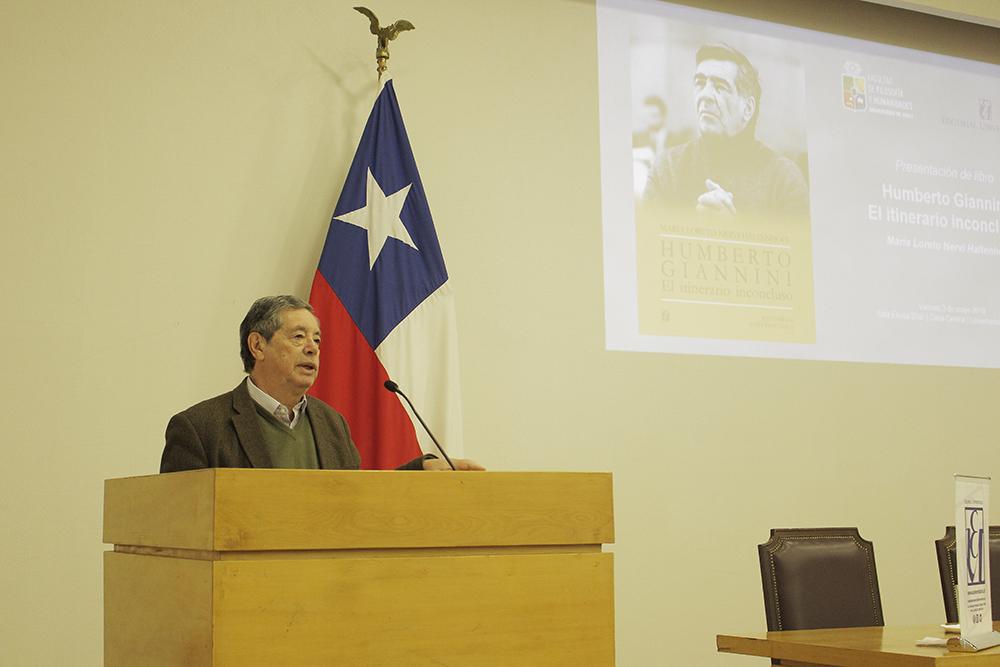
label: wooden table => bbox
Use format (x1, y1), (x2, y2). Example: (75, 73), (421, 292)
(717, 625), (1000, 666)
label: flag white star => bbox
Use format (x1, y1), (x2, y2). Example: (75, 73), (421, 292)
(334, 168), (418, 269)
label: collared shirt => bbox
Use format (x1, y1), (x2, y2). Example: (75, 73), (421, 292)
(246, 376), (307, 428)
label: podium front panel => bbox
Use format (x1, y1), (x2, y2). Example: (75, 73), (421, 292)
(104, 470), (615, 665)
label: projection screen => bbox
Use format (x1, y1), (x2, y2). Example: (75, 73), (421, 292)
(598, 0), (1000, 368)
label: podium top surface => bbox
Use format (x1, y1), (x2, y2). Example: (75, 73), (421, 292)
(104, 469), (614, 552)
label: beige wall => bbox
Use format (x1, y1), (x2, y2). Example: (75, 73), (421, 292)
(864, 0), (1000, 27)
(1, 0), (998, 664)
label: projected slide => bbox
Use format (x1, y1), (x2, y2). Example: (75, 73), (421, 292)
(598, 0), (1000, 367)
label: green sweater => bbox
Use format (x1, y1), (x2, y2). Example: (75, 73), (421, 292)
(253, 403), (320, 469)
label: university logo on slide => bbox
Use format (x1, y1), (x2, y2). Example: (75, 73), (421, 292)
(841, 61), (866, 111)
(966, 506), (986, 586)
(842, 74), (866, 111)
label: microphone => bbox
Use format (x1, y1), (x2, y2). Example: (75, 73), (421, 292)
(383, 379), (456, 470)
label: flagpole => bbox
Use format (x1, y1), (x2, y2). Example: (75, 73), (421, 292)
(353, 6), (414, 83)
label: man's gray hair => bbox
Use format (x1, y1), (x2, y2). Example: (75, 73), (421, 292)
(239, 295), (314, 373)
(696, 43), (762, 132)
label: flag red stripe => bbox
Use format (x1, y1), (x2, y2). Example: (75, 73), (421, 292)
(308, 271), (421, 469)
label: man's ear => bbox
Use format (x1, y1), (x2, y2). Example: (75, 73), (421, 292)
(743, 97), (757, 123)
(248, 332), (267, 361)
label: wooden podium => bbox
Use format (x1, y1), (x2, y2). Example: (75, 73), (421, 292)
(103, 469), (615, 666)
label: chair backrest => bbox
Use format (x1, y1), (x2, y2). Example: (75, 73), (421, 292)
(934, 525), (1000, 624)
(935, 526), (960, 624)
(758, 527), (884, 632)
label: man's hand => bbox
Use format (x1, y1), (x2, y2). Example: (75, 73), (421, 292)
(422, 457), (486, 471)
(696, 178), (736, 215)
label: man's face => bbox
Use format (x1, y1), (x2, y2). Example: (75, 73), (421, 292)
(249, 308), (321, 401)
(694, 59), (755, 139)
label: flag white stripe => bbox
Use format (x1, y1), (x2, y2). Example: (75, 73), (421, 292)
(375, 283), (464, 457)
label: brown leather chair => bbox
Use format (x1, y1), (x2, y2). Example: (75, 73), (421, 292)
(759, 527), (884, 632)
(934, 526), (1000, 624)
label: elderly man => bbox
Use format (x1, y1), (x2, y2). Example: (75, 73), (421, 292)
(160, 295), (481, 472)
(645, 43), (809, 222)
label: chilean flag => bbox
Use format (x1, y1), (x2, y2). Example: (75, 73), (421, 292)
(308, 80), (463, 469)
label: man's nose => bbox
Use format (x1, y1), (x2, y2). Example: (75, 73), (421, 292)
(304, 341), (318, 355)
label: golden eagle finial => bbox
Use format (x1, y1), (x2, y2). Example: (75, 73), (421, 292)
(354, 6), (415, 80)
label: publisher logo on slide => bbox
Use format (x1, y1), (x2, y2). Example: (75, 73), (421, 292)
(980, 98), (993, 121)
(941, 98), (999, 132)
